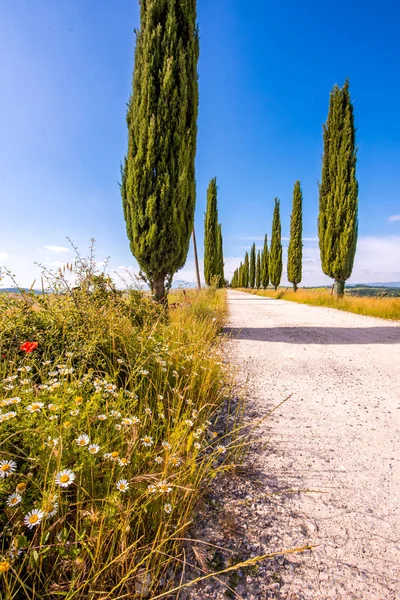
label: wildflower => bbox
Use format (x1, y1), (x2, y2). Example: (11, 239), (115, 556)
(110, 410), (121, 418)
(169, 456), (181, 467)
(75, 397), (83, 405)
(8, 546), (22, 559)
(55, 469), (76, 488)
(0, 412), (17, 423)
(16, 483), (27, 493)
(97, 414), (107, 421)
(42, 360), (52, 365)
(3, 385), (14, 391)
(116, 479), (129, 492)
(0, 560), (11, 573)
(45, 437), (59, 448)
(157, 395), (164, 400)
(20, 341), (38, 353)
(115, 423), (122, 431)
(6, 493), (22, 507)
(131, 416), (140, 425)
(158, 412), (166, 420)
(117, 358), (124, 364)
(158, 481), (172, 494)
(75, 434), (90, 447)
(104, 384), (116, 393)
(140, 369), (149, 376)
(70, 409), (79, 416)
(184, 419), (194, 427)
(186, 399), (194, 406)
(18, 366), (32, 372)
(48, 403), (58, 411)
(88, 444), (100, 454)
(48, 371), (58, 377)
(65, 352), (73, 357)
(118, 458), (130, 467)
(43, 502), (58, 518)
(3, 375), (18, 383)
(124, 391), (137, 399)
(110, 451), (119, 460)
(141, 436), (153, 447)
(19, 379), (31, 385)
(155, 456), (163, 465)
(121, 418), (133, 426)
(216, 445), (226, 454)
(24, 509), (44, 529)
(26, 402), (44, 413)
(103, 453), (112, 460)
(194, 442), (201, 450)
(0, 460), (17, 478)
(161, 441), (171, 451)
(164, 503), (172, 514)
(147, 484), (157, 494)
(144, 407), (152, 416)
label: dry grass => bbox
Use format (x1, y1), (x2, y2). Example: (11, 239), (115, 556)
(240, 288), (400, 321)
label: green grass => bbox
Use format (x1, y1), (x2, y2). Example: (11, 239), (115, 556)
(0, 257), (231, 599)
(238, 288), (400, 320)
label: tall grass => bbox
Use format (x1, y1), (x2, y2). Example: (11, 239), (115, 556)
(240, 288), (400, 320)
(0, 256), (231, 599)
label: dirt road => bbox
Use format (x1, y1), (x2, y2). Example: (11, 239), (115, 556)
(226, 290), (400, 599)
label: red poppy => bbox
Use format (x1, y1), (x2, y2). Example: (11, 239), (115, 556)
(20, 341), (38, 353)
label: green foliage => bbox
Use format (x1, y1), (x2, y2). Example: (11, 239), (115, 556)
(269, 199), (282, 290)
(318, 79), (358, 296)
(0, 259), (230, 599)
(121, 0), (199, 301)
(260, 234), (269, 289)
(249, 243), (256, 289)
(242, 252), (249, 288)
(256, 250), (261, 289)
(204, 179), (224, 288)
(287, 181), (303, 291)
(216, 224), (225, 288)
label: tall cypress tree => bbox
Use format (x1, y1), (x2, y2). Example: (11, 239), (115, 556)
(318, 80), (358, 296)
(243, 252), (249, 289)
(256, 250), (261, 289)
(249, 243), (256, 288)
(121, 0), (199, 302)
(204, 178), (218, 286)
(216, 223), (224, 287)
(260, 234), (269, 289)
(269, 199), (282, 290)
(287, 181), (303, 291)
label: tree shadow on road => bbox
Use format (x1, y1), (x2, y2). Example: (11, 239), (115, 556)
(224, 326), (400, 344)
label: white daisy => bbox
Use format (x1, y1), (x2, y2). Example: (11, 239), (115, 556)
(24, 509), (44, 529)
(157, 481), (172, 494)
(87, 444), (99, 454)
(26, 402), (44, 413)
(216, 445), (226, 454)
(169, 456), (181, 467)
(55, 469), (76, 488)
(70, 409), (80, 416)
(115, 423), (122, 431)
(141, 436), (154, 447)
(75, 434), (90, 447)
(0, 412), (17, 423)
(155, 456), (163, 465)
(184, 419), (194, 427)
(121, 417), (133, 426)
(97, 414), (107, 421)
(194, 442), (201, 450)
(144, 407), (152, 416)
(164, 503), (172, 514)
(2, 397), (21, 406)
(44, 502), (58, 518)
(161, 441), (171, 451)
(116, 479), (129, 493)
(147, 484), (157, 493)
(110, 410), (121, 418)
(118, 458), (130, 467)
(6, 493), (22, 507)
(0, 460), (17, 478)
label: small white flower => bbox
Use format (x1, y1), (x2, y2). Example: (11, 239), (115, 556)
(164, 503), (172, 514)
(88, 444), (100, 454)
(194, 442), (201, 450)
(2, 397), (21, 406)
(115, 423), (122, 431)
(141, 436), (153, 447)
(118, 458), (130, 467)
(55, 469), (76, 488)
(116, 479), (129, 493)
(161, 441), (171, 451)
(184, 419), (194, 427)
(110, 410), (121, 418)
(19, 379), (31, 385)
(75, 434), (90, 447)
(157, 395), (164, 400)
(70, 409), (80, 416)
(26, 402), (44, 413)
(140, 369), (149, 376)
(157, 481), (172, 494)
(144, 407), (152, 416)
(0, 460), (17, 478)
(155, 456), (163, 465)
(97, 414), (107, 421)
(8, 545), (22, 558)
(169, 456), (181, 467)
(216, 445), (226, 454)
(65, 352), (73, 357)
(104, 383), (116, 393)
(117, 358), (124, 364)
(121, 417), (133, 426)
(44, 502), (59, 517)
(24, 508), (45, 529)
(7, 493), (22, 507)
(0, 412), (17, 423)
(147, 484), (157, 494)
(103, 452), (112, 460)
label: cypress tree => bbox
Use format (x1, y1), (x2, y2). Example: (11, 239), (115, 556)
(249, 243), (256, 288)
(287, 181), (303, 291)
(318, 80), (358, 296)
(238, 262), (243, 287)
(260, 234), (269, 289)
(269, 199), (282, 290)
(204, 178), (218, 286)
(243, 252), (249, 288)
(121, 0), (199, 302)
(216, 223), (224, 287)
(256, 250), (261, 289)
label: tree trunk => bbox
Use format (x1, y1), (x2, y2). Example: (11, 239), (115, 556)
(334, 279), (345, 297)
(293, 283), (298, 292)
(152, 277), (166, 305)
(274, 285), (278, 291)
(192, 229), (201, 290)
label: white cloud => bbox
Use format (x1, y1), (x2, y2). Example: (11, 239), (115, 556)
(43, 245), (69, 253)
(389, 215), (400, 222)
(0, 252), (8, 260)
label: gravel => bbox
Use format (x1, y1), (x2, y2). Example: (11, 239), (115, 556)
(177, 290), (400, 600)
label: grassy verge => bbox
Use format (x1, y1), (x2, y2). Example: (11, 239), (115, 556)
(238, 288), (400, 320)
(0, 260), (231, 599)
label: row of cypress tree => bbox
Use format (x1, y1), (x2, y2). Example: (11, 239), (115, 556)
(204, 178), (224, 287)
(231, 185), (303, 291)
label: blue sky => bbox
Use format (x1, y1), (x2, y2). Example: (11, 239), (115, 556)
(1, 0), (400, 288)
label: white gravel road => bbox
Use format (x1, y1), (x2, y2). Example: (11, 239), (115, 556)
(226, 290), (400, 599)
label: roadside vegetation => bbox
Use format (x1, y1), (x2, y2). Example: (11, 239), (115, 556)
(0, 256), (231, 599)
(240, 288), (400, 321)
